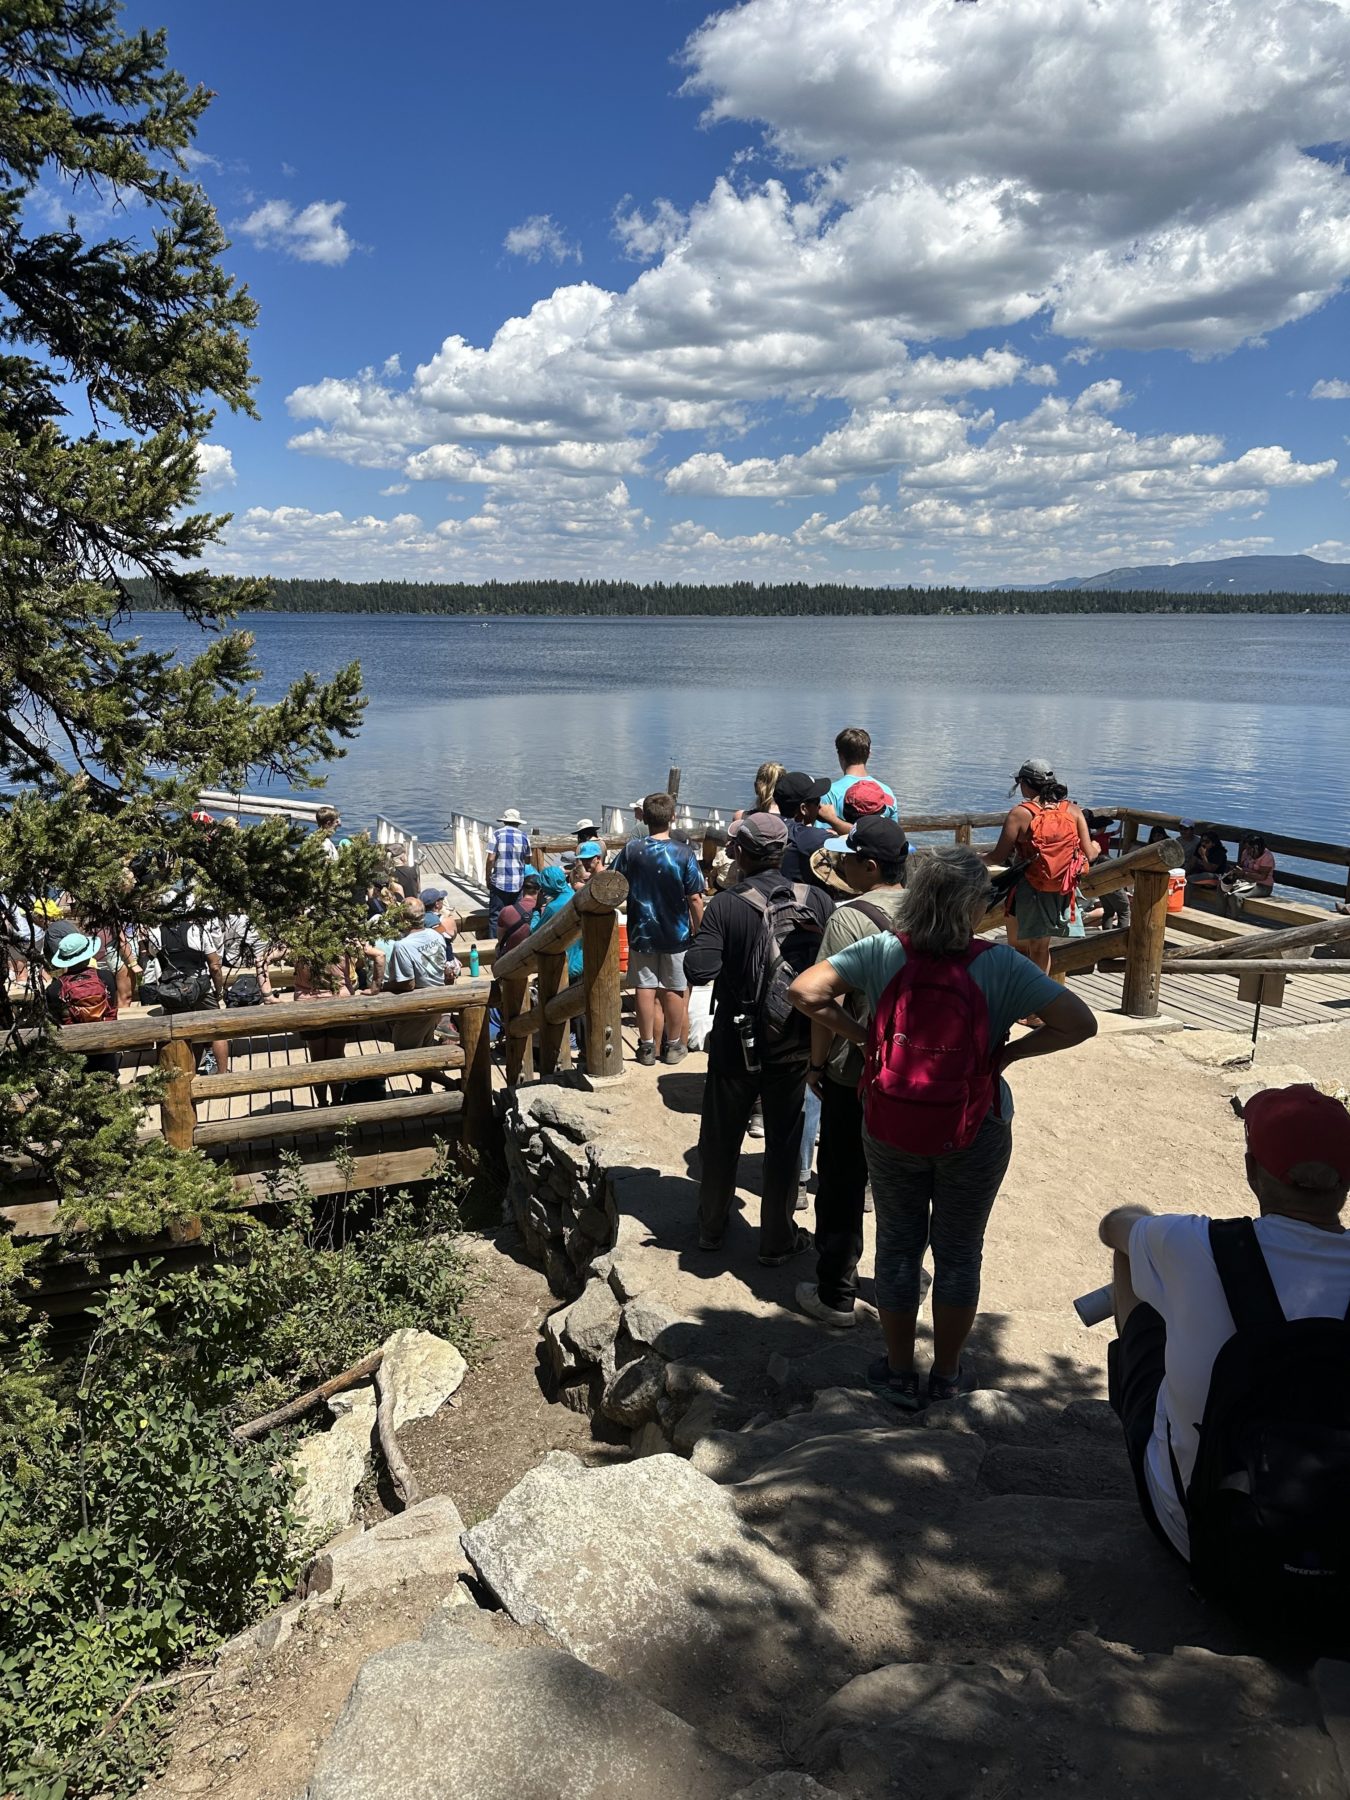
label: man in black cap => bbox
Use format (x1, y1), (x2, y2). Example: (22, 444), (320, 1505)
(685, 813), (834, 1267)
(796, 816), (909, 1327)
(775, 771), (833, 888)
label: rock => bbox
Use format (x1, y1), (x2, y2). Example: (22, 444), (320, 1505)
(671, 1390), (725, 1454)
(601, 1352), (666, 1427)
(528, 1090), (606, 1142)
(562, 1276), (621, 1364)
(691, 1397), (898, 1486)
(606, 1253), (651, 1302)
(620, 1293), (680, 1350)
(1311, 1659), (1350, 1790)
(980, 1443), (1135, 1503)
(1061, 1397), (1124, 1438)
(541, 1305), (579, 1383)
(576, 1204), (612, 1242)
(290, 1407), (373, 1539)
(1231, 1064), (1317, 1114)
(306, 1610), (756, 1800)
(299, 1495), (471, 1602)
(378, 1328), (467, 1431)
(631, 1421), (675, 1458)
(557, 1374), (599, 1416)
(798, 1632), (1339, 1800)
(327, 1377), (377, 1421)
(731, 1779), (835, 1799)
(922, 1388), (1042, 1444)
(1172, 1029), (1254, 1070)
(460, 1451), (853, 1762)
(665, 1359), (727, 1402)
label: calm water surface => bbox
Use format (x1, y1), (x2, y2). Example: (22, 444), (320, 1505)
(129, 612), (1349, 849)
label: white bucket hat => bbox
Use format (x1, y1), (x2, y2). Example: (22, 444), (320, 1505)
(498, 807), (523, 825)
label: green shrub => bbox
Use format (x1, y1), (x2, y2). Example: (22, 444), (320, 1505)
(0, 1152), (476, 1798)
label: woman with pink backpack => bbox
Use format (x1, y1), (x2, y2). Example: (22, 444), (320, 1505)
(789, 847), (1096, 1410)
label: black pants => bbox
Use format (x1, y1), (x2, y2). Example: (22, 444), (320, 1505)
(697, 1053), (806, 1258)
(814, 1077), (868, 1309)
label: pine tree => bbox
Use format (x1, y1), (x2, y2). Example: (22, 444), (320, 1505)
(0, 4), (382, 1258)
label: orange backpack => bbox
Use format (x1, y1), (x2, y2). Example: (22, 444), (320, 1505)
(1023, 800), (1086, 895)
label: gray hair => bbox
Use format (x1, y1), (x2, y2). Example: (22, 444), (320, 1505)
(895, 846), (992, 956)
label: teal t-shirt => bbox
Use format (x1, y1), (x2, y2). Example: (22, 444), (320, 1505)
(825, 935), (1063, 1117)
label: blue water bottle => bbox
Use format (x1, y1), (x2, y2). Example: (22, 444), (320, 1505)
(469, 943), (480, 978)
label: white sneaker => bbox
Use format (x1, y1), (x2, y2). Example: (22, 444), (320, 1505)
(795, 1281), (856, 1329)
(747, 1106), (765, 1140)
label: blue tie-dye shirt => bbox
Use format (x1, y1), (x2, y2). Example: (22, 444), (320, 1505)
(613, 835), (706, 953)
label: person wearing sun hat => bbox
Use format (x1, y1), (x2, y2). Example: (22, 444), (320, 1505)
(45, 931), (120, 1071)
(1099, 1084), (1350, 1569)
(485, 806), (530, 940)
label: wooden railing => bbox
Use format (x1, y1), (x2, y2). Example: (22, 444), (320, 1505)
(1109, 807), (1350, 903)
(492, 867), (628, 1085)
(53, 977), (496, 1177)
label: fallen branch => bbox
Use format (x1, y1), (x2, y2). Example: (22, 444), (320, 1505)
(231, 1350), (384, 1442)
(375, 1356), (421, 1511)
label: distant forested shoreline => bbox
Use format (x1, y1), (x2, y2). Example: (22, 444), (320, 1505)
(123, 577), (1350, 617)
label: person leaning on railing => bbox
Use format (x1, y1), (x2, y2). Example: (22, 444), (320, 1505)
(384, 894), (461, 1086)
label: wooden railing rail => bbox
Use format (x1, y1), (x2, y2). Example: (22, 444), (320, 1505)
(493, 868), (628, 1085)
(53, 976), (497, 1164)
(1108, 806), (1350, 900)
(1164, 913), (1350, 967)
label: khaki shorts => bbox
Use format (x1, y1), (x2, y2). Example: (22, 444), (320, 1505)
(391, 1013), (440, 1053)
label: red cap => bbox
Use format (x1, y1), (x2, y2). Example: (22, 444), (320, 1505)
(1244, 1084), (1350, 1185)
(844, 779), (889, 818)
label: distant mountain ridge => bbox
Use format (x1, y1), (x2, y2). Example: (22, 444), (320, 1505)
(1042, 553), (1350, 594)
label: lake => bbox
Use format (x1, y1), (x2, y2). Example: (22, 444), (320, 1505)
(128, 611), (1348, 853)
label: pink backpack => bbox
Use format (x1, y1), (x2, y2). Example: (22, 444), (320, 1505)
(861, 934), (1000, 1155)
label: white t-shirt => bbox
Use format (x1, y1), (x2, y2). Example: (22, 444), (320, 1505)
(1129, 1212), (1350, 1558)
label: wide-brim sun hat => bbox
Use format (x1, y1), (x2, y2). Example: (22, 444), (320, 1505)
(498, 807), (524, 824)
(51, 930), (98, 970)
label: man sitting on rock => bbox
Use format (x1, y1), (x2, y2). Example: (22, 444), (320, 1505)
(1099, 1084), (1350, 1620)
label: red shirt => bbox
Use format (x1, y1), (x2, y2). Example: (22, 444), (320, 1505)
(496, 893), (538, 955)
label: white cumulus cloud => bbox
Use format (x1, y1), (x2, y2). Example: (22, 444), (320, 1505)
(194, 443), (236, 490)
(503, 214), (581, 264)
(237, 198), (356, 265)
(1311, 378), (1350, 399)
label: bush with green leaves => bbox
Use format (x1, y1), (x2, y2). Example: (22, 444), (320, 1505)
(0, 1151), (477, 1800)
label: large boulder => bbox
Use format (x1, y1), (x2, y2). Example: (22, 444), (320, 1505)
(305, 1608), (757, 1799)
(562, 1277), (622, 1365)
(460, 1451), (854, 1762)
(378, 1328), (467, 1431)
(798, 1632), (1341, 1799)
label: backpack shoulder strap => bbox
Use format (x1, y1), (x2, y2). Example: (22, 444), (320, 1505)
(1208, 1217), (1286, 1331)
(845, 898), (893, 933)
(737, 886), (770, 920)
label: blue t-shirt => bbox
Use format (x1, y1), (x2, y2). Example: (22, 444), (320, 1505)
(388, 927), (450, 988)
(822, 773), (899, 821)
(613, 835), (706, 953)
(825, 935), (1062, 1117)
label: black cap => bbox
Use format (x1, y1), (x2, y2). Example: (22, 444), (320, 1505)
(774, 771), (830, 810)
(843, 816), (910, 861)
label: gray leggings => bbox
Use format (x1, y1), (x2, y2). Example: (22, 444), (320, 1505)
(864, 1113), (1013, 1312)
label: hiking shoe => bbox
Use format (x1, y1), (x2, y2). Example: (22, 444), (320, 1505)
(866, 1355), (923, 1412)
(758, 1227), (811, 1268)
(662, 1040), (688, 1064)
(636, 1040), (657, 1067)
(926, 1365), (968, 1406)
(697, 1232), (723, 1252)
(795, 1180), (811, 1213)
(747, 1105), (765, 1140)
(796, 1281), (856, 1329)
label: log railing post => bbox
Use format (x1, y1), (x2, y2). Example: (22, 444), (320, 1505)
(456, 998), (499, 1163)
(580, 908), (623, 1080)
(536, 954), (569, 1075)
(1118, 814), (1140, 855)
(158, 1036), (198, 1150)
(954, 820), (972, 846)
(1122, 867), (1170, 1017)
(501, 974), (534, 1084)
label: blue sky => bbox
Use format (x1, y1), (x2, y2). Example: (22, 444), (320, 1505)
(122, 0), (1350, 585)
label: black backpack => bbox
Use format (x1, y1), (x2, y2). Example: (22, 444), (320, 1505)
(738, 882), (825, 1063)
(1182, 1217), (1350, 1645)
(155, 921), (213, 1014)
